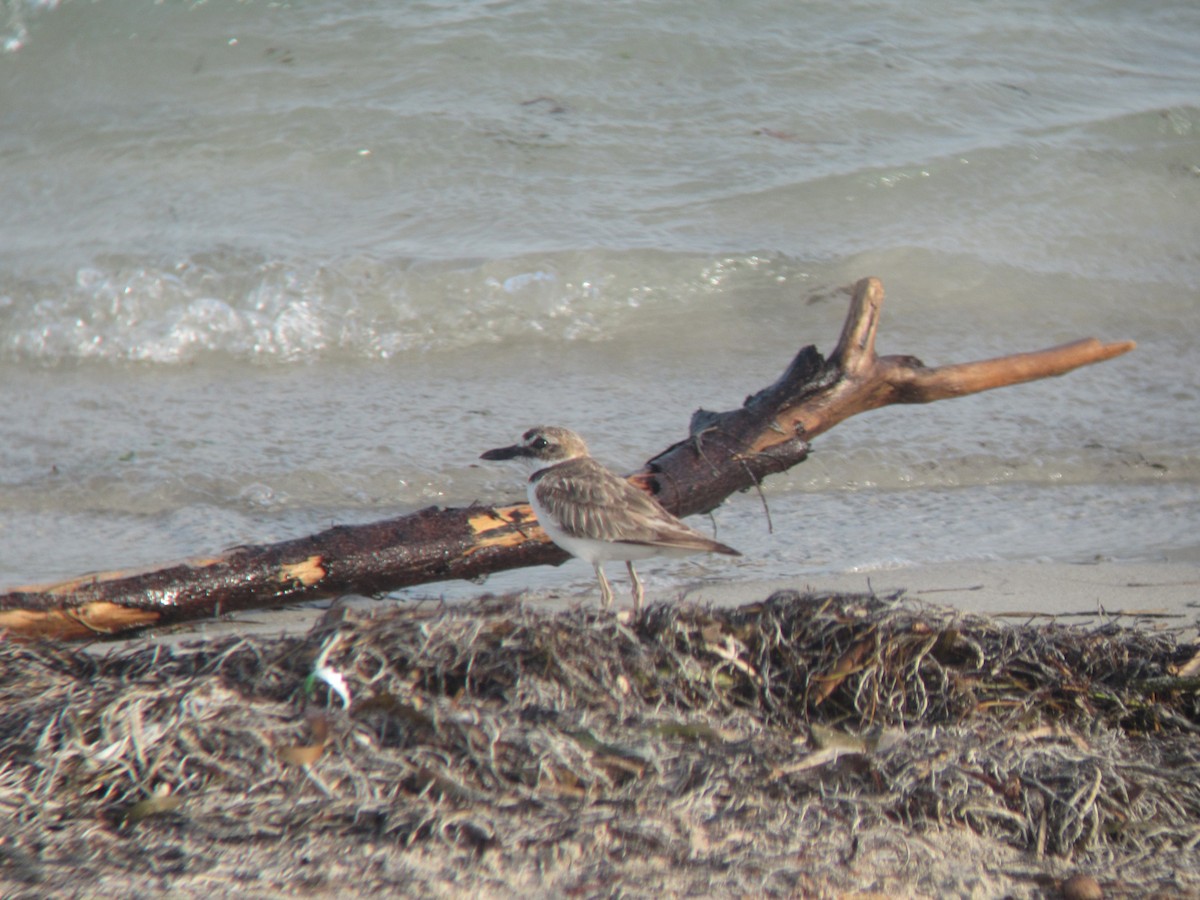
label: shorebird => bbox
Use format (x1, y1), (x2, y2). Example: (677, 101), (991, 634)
(480, 426), (740, 612)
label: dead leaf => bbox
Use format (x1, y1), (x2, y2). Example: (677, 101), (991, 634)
(120, 784), (182, 827)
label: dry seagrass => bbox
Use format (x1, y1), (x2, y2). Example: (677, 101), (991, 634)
(1, 590), (1197, 897)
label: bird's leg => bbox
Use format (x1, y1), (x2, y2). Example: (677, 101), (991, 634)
(595, 564), (614, 610)
(627, 561), (644, 614)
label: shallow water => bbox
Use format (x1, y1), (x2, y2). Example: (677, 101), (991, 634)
(2, 0), (1198, 598)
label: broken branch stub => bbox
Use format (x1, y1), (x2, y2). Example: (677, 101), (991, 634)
(636, 278), (1133, 515)
(0, 277), (1135, 641)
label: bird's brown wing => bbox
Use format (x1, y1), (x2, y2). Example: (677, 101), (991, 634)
(533, 458), (740, 555)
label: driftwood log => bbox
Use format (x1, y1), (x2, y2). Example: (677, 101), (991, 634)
(0, 278), (1134, 641)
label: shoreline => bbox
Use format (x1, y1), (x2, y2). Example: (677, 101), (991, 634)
(702, 559), (1200, 630)
(118, 556), (1200, 650)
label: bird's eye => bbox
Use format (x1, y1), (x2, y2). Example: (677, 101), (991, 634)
(531, 437), (549, 450)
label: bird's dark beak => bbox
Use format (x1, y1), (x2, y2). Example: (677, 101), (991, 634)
(480, 444), (527, 461)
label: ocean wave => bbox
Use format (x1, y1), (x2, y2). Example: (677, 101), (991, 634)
(0, 249), (803, 365)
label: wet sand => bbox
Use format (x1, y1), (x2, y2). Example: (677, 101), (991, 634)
(131, 558), (1200, 649)
(707, 559), (1200, 631)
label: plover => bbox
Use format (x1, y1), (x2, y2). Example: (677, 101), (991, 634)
(481, 425), (740, 612)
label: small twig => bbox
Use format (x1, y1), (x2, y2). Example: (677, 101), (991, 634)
(738, 457), (774, 535)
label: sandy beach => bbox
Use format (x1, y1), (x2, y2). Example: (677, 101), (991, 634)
(130, 557), (1200, 648)
(4, 1), (1197, 895)
(715, 559), (1200, 631)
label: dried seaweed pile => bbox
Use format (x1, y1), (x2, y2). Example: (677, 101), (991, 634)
(2, 590), (1199, 897)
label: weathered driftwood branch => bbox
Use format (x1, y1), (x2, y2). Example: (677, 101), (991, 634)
(0, 277), (1134, 641)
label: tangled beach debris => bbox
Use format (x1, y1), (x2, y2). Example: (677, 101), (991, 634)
(2, 590), (1198, 896)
